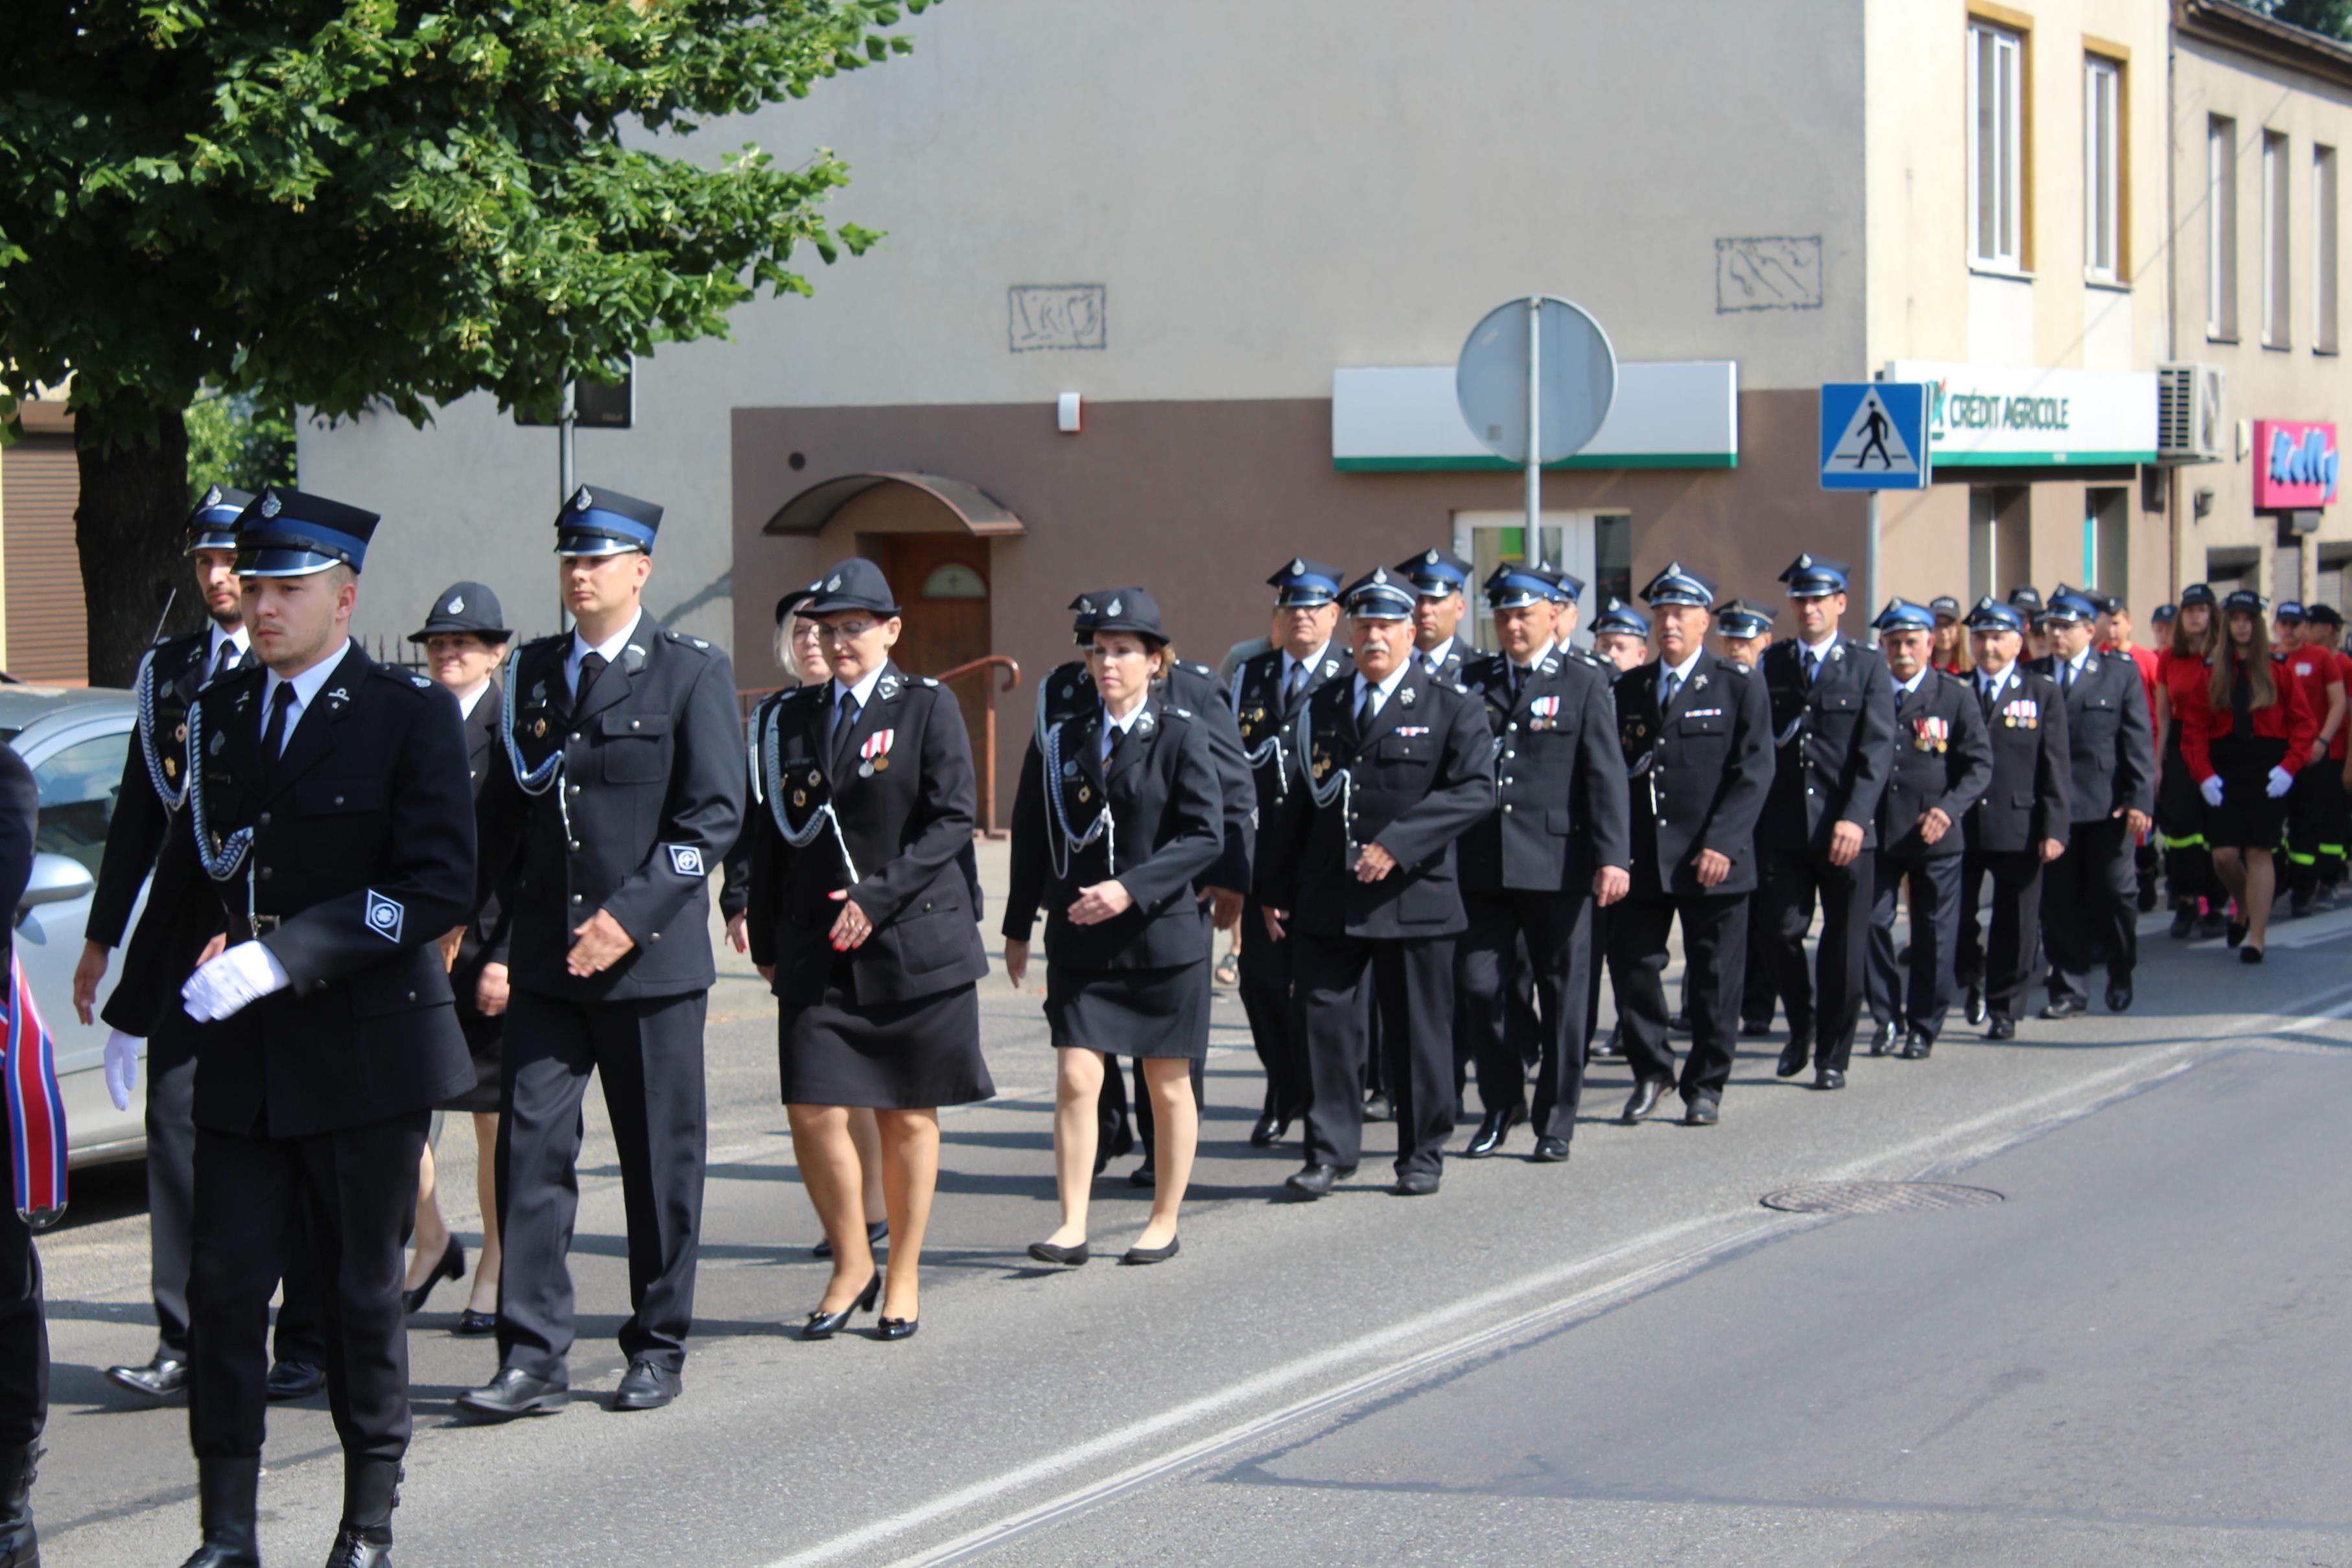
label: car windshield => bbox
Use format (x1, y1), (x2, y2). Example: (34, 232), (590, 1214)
(29, 731), (124, 878)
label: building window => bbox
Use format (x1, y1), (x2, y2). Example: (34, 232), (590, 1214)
(1970, 21), (2026, 271)
(2207, 546), (2261, 596)
(2084, 56), (2123, 283)
(2317, 544), (2352, 614)
(2264, 130), (2291, 347)
(1593, 512), (1632, 613)
(2210, 116), (2239, 340)
(2086, 486), (2128, 596)
(2317, 146), (2339, 353)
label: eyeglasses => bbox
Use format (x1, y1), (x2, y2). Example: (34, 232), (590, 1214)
(815, 620), (881, 642)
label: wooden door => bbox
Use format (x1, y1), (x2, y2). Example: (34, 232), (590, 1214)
(875, 534), (994, 808)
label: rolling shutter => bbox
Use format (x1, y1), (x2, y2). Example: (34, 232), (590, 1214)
(1, 437), (88, 683)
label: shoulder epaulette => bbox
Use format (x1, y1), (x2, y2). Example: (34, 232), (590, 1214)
(1167, 706), (1194, 721)
(915, 675), (939, 687)
(1177, 661), (1213, 680)
(1726, 661), (1752, 675)
(778, 683), (823, 703)
(662, 629), (716, 653)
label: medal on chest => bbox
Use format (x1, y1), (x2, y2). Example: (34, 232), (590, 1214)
(858, 729), (895, 778)
(1912, 715), (1949, 753)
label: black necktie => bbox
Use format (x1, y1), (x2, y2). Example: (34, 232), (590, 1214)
(1660, 669), (1682, 710)
(2062, 660), (2076, 694)
(259, 683), (294, 789)
(209, 640), (237, 683)
(1285, 662), (1308, 711)
(1354, 683), (1375, 734)
(1979, 677), (1996, 721)
(2231, 661), (2253, 736)
(1804, 649), (1822, 685)
(575, 650), (608, 711)
(833, 690), (862, 770)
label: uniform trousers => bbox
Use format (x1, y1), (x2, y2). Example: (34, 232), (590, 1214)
(1295, 931), (1454, 1177)
(497, 989), (707, 1381)
(1458, 890), (1595, 1141)
(1758, 849), (1871, 1058)
(187, 1111), (428, 1460)
(2043, 819), (2137, 1005)
(143, 1007), (324, 1367)
(1606, 892), (1748, 1102)
(0, 1113), (45, 1448)
(1866, 854), (1962, 1044)
(1958, 850), (2045, 1025)
(2283, 765), (2340, 893)
(1739, 896), (1778, 1031)
(1237, 900), (1306, 1119)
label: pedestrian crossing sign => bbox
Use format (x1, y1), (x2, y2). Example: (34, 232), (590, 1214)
(1820, 382), (1929, 491)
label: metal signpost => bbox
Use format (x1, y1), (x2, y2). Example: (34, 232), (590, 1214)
(1818, 380), (1931, 624)
(1456, 296), (1618, 547)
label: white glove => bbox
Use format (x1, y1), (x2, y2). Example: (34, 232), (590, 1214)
(182, 941), (292, 1023)
(102, 1031), (141, 1112)
(2200, 775), (2225, 808)
(2267, 765), (2295, 799)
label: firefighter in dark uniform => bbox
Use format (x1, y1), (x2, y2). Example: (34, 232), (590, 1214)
(1756, 554), (1895, 1086)
(1608, 563), (1774, 1116)
(75, 489), (329, 1407)
(149, 486), (478, 1567)
(1227, 560), (1352, 1147)
(1584, 597), (1650, 1060)
(2030, 585), (2156, 1018)
(1256, 569), (1494, 1198)
(459, 486), (745, 1423)
(1711, 599), (1781, 1038)
(1953, 598), (2070, 1040)
(1863, 600), (1993, 1061)
(1399, 548), (1477, 681)
(1454, 564), (1629, 1162)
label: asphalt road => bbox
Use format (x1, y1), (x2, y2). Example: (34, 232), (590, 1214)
(30, 854), (2352, 1567)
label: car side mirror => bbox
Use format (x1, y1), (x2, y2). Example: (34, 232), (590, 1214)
(16, 853), (95, 922)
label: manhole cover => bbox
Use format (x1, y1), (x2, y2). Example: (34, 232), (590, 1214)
(1760, 1180), (2005, 1215)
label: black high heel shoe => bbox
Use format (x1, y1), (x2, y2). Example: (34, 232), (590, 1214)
(403, 1237), (464, 1316)
(803, 1274), (880, 1340)
(876, 1316), (919, 1341)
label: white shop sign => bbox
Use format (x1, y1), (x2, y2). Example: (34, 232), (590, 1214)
(1883, 360), (2157, 467)
(1332, 361), (1739, 471)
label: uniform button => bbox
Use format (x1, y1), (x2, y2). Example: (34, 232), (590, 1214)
(568, 785), (582, 796)
(571, 732), (582, 743)
(333, 795), (344, 806)
(1503, 750), (1516, 759)
(569, 840), (582, 852)
(259, 866), (272, 880)
(1502, 804), (1513, 813)
(1506, 722), (1518, 732)
(631, 720), (642, 730)
(257, 812), (272, 826)
(571, 894), (583, 904)
(650, 931), (661, 941)
(406, 990), (417, 1002)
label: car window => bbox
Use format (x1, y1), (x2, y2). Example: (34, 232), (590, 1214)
(30, 732), (124, 878)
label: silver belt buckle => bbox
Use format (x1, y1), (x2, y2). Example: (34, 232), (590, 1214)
(251, 913), (281, 935)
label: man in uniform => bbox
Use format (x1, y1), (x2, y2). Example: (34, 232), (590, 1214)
(2100, 594), (2163, 913)
(2032, 586), (2156, 1018)
(1954, 598), (2069, 1040)
(1608, 563), (1773, 1116)
(2272, 602), (2345, 918)
(1398, 548), (1477, 681)
(1591, 599), (1651, 674)
(73, 488), (327, 1407)
(1863, 600), (1992, 1061)
(1756, 555), (1894, 1088)
(1454, 565), (1629, 1162)
(2010, 587), (2049, 663)
(1257, 569), (1494, 1198)
(1227, 560), (1352, 1147)
(1712, 600), (1780, 1038)
(459, 486), (744, 1422)
(151, 486), (478, 1567)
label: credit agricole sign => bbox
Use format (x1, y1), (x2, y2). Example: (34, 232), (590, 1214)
(1884, 360), (2158, 467)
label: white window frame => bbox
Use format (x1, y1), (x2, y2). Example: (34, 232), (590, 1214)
(1969, 23), (2025, 272)
(2084, 56), (2122, 283)
(2264, 130), (2290, 348)
(2209, 116), (2239, 339)
(2316, 145), (2339, 353)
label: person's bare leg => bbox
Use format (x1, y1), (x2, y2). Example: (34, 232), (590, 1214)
(2214, 846), (2249, 907)
(876, 1108), (939, 1322)
(1048, 1047), (1104, 1247)
(405, 1141), (451, 1292)
(2245, 847), (2277, 948)
(790, 1103), (873, 1309)
(849, 1106), (886, 1229)
(467, 1111), (503, 1314)
(1137, 1058), (1195, 1250)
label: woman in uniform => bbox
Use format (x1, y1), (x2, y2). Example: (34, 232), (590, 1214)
(2178, 590), (2317, 963)
(2156, 585), (2226, 941)
(1005, 591), (1223, 1267)
(746, 559), (993, 1340)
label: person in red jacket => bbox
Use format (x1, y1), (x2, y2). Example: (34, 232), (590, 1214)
(2310, 603), (2352, 904)
(2155, 587), (2227, 941)
(2272, 602), (2346, 917)
(2178, 591), (2318, 961)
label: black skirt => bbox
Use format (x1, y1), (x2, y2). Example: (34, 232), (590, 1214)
(438, 1002), (504, 1115)
(780, 973), (993, 1110)
(2210, 734), (2290, 850)
(1046, 960), (1209, 1060)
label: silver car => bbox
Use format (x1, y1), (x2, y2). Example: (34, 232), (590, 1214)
(5, 685), (150, 1167)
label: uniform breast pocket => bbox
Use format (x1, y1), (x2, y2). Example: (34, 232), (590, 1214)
(1377, 734), (1429, 766)
(296, 779), (386, 817)
(1678, 712), (1728, 737)
(600, 712), (673, 784)
(1818, 691), (1860, 714)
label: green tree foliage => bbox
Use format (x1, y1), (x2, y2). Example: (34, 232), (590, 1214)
(0, 0), (928, 680)
(184, 390), (296, 506)
(2252, 0), (2352, 42)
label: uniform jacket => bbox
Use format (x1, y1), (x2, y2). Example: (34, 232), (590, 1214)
(88, 628), (258, 948)
(746, 661), (991, 1008)
(1614, 652), (1773, 898)
(1960, 666), (2071, 856)
(1877, 670), (1994, 860)
(1455, 647), (1630, 893)
(1758, 635), (1896, 852)
(451, 681), (515, 1003)
(478, 614), (745, 1001)
(0, 745), (34, 961)
(1415, 637), (1475, 685)
(1253, 662), (1495, 939)
(136, 645), (478, 1136)
(2174, 651), (2321, 782)
(1004, 693), (1224, 969)
(2028, 649), (2158, 821)
(1229, 642), (1352, 826)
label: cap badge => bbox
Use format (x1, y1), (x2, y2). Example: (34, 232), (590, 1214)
(1425, 549), (1441, 564)
(574, 488), (594, 511)
(202, 486), (223, 508)
(447, 595), (464, 614)
(1106, 596), (1123, 617)
(827, 574), (843, 593)
(1291, 558), (1306, 576)
(258, 493), (281, 519)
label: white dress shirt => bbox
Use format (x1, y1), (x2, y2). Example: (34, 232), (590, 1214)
(258, 641), (353, 755)
(563, 610), (644, 698)
(1350, 662), (1411, 720)
(1979, 663), (2015, 707)
(1282, 642), (1333, 694)
(1100, 699), (1147, 760)
(456, 679), (493, 721)
(203, 623), (251, 681)
(1420, 635), (1459, 675)
(1659, 648), (1704, 699)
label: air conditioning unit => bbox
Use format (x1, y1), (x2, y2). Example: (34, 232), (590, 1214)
(2156, 362), (2226, 463)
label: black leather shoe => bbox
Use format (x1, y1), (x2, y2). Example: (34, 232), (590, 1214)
(2226, 919), (2248, 949)
(1964, 983), (1988, 1025)
(1128, 1161), (1157, 1189)
(1775, 1032), (1813, 1078)
(453, 1309), (499, 1337)
(265, 1359), (324, 1401)
(611, 1359), (681, 1412)
(178, 1455), (261, 1568)
(1530, 1136), (1571, 1163)
(1620, 1080), (1668, 1123)
(1667, 1012), (1691, 1035)
(403, 1235), (464, 1316)
(1682, 1095), (1720, 1127)
(1284, 1163), (1354, 1199)
(325, 1455), (399, 1568)
(1589, 1027), (1623, 1060)
(1121, 1236), (1180, 1265)
(2169, 904), (2197, 939)
(2106, 981), (2133, 1012)
(2241, 944), (2266, 965)
(455, 1366), (569, 1422)
(1026, 1240), (1088, 1267)
(0, 1442), (37, 1568)
(1462, 1106), (1523, 1158)
(1391, 1171), (1441, 1197)
(1899, 1028), (1933, 1060)
(2040, 997), (2085, 1020)
(803, 1273), (882, 1337)
(876, 1316), (919, 1341)
(812, 1218), (889, 1259)
(107, 1351), (189, 1399)
(1741, 1017), (1776, 1038)
(1986, 1017), (2017, 1040)
(1814, 1067), (1846, 1090)
(1867, 1021), (1897, 1058)
(1248, 1112), (1290, 1148)
(1361, 1092), (1393, 1123)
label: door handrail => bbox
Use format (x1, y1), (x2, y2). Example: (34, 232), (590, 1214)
(934, 656), (1021, 834)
